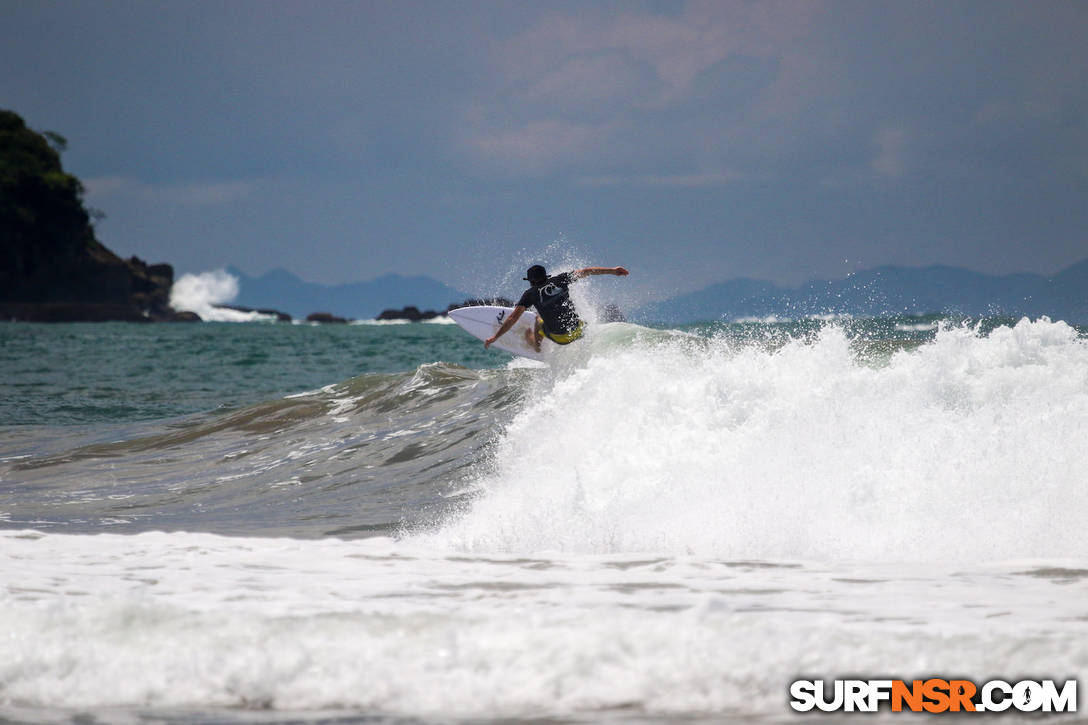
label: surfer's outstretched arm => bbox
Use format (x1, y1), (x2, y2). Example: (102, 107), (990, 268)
(485, 305), (526, 348)
(572, 266), (629, 279)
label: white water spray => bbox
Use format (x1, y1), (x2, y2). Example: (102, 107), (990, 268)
(427, 318), (1088, 562)
(170, 269), (275, 322)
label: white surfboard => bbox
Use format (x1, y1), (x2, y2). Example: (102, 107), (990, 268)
(448, 305), (548, 361)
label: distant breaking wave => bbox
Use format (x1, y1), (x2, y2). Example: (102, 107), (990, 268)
(170, 269), (277, 322)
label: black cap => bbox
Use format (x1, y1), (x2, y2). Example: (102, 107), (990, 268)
(524, 265), (547, 284)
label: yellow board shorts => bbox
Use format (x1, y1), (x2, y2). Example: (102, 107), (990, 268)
(539, 319), (585, 345)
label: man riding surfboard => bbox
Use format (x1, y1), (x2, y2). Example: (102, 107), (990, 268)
(484, 264), (629, 352)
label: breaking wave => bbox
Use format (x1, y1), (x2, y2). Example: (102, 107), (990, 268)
(170, 269), (276, 322)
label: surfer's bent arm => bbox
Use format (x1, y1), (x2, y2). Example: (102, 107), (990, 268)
(484, 305), (526, 347)
(572, 266), (629, 279)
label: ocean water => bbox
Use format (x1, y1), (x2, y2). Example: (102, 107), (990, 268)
(2, 314), (1088, 724)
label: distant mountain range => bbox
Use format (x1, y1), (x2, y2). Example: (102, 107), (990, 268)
(227, 259), (1086, 325)
(631, 258), (1088, 324)
(227, 266), (471, 320)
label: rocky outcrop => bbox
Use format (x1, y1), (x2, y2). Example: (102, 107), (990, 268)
(373, 298), (523, 322)
(376, 305), (441, 321)
(306, 312), (348, 324)
(1, 109), (181, 322)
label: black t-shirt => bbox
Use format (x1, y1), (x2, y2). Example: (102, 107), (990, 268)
(517, 272), (580, 334)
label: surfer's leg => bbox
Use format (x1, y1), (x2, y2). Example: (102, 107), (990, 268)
(523, 318), (543, 352)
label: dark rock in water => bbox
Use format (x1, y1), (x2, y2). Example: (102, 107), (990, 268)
(0, 109), (178, 322)
(601, 304), (626, 322)
(306, 312), (348, 324)
(214, 304), (292, 322)
(376, 306), (441, 321)
(170, 310), (202, 322)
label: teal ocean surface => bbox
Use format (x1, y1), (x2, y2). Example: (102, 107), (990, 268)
(0, 320), (497, 426)
(0, 315), (1033, 427)
(2, 315), (1087, 723)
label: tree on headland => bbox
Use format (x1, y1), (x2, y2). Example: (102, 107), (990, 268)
(41, 130), (68, 153)
(0, 109), (95, 274)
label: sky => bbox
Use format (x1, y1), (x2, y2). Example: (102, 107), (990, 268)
(2, 0), (1086, 303)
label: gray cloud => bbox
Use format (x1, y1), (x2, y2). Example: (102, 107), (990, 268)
(2, 0), (1085, 294)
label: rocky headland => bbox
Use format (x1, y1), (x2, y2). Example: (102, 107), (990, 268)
(0, 110), (191, 322)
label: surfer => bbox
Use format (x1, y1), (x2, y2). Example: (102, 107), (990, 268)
(485, 265), (629, 352)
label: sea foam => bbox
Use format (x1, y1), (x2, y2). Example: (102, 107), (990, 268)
(2, 530), (1084, 717)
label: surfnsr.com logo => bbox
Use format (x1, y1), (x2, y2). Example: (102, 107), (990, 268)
(789, 679), (1077, 714)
